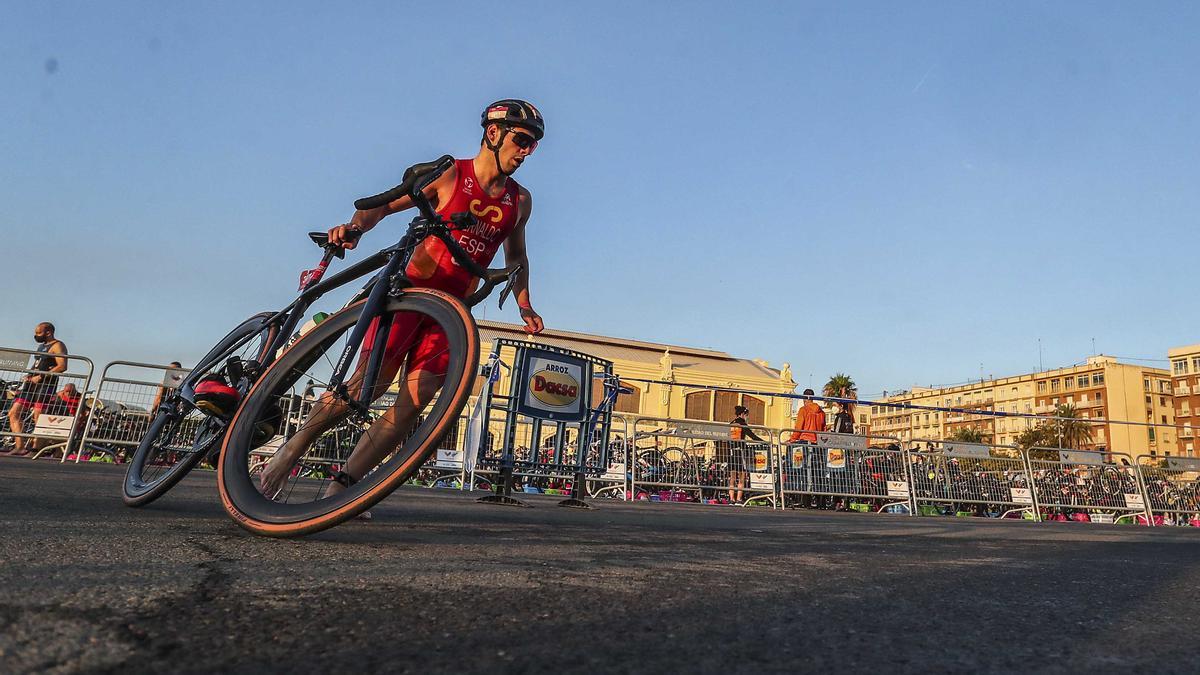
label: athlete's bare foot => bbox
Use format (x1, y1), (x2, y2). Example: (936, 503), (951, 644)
(323, 480), (372, 520)
(258, 440), (309, 497)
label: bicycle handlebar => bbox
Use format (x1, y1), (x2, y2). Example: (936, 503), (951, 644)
(350, 155), (520, 308)
(352, 155), (454, 212)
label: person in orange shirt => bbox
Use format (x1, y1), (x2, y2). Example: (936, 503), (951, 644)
(788, 389), (826, 443)
(786, 389), (827, 508)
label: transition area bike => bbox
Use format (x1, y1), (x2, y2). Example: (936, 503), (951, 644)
(123, 156), (521, 536)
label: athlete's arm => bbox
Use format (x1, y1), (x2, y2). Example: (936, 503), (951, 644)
(504, 187), (543, 335)
(327, 164), (459, 249)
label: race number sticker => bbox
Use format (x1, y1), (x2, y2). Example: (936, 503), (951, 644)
(1010, 488), (1034, 504)
(887, 481), (910, 498)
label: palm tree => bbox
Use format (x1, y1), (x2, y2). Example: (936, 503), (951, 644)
(823, 373), (857, 401)
(1050, 404), (1094, 449)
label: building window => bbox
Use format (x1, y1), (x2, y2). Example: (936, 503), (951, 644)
(1096, 392), (1103, 401)
(714, 390), (740, 422)
(1064, 378), (1073, 391)
(1077, 375), (1088, 388)
(1175, 360), (1188, 375)
(685, 391), (713, 421)
(1159, 380), (1170, 394)
(1149, 428), (1156, 442)
(1192, 357), (1200, 372)
(1051, 380), (1060, 393)
(1092, 373), (1104, 386)
(1037, 382), (1047, 394)
(1145, 395), (1152, 405)
(1144, 378), (1151, 391)
(1160, 396), (1167, 406)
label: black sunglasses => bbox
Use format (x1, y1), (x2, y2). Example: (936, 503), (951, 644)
(508, 129), (538, 151)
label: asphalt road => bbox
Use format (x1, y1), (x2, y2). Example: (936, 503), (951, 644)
(2, 457), (1198, 674)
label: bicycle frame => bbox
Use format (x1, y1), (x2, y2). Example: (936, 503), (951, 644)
(182, 167), (512, 418)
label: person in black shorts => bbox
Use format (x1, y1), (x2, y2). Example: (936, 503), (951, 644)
(727, 405), (765, 503)
(5, 322), (67, 456)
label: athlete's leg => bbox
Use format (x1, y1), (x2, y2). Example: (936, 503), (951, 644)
(324, 320), (451, 498)
(259, 312), (417, 496)
(326, 367), (445, 496)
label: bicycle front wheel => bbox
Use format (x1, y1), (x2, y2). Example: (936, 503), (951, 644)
(123, 312), (277, 507)
(218, 289), (478, 537)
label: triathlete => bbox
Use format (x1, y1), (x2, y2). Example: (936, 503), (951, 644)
(258, 99), (546, 500)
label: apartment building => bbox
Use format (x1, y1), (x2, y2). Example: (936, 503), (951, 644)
(1168, 344), (1200, 456)
(863, 356), (1179, 457)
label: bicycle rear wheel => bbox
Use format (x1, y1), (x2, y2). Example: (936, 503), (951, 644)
(218, 289), (477, 537)
(122, 312), (277, 507)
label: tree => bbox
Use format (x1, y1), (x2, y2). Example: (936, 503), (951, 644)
(1049, 404), (1094, 449)
(1015, 425), (1049, 452)
(948, 427), (986, 444)
(823, 373), (857, 401)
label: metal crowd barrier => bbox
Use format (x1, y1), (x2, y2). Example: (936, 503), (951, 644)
(907, 440), (1036, 518)
(0, 346), (94, 460)
(628, 416), (777, 506)
(1027, 448), (1149, 522)
(777, 431), (912, 512)
(76, 360), (194, 464)
(1135, 455), (1200, 526)
(586, 413), (632, 500)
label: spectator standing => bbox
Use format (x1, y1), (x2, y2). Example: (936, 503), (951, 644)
(728, 405), (765, 503)
(5, 322), (67, 456)
(787, 389), (826, 443)
(151, 362), (184, 414)
(786, 389), (827, 508)
(831, 401), (855, 434)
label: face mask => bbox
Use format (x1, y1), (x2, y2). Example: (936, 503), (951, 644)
(34, 334), (47, 343)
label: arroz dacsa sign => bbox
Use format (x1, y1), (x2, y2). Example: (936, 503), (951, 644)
(516, 348), (590, 422)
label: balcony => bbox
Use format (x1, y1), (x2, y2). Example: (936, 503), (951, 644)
(1176, 386), (1191, 396)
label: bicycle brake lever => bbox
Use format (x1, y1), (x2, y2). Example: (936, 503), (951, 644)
(497, 264), (523, 310)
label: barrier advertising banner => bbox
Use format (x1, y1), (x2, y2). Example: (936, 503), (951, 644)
(516, 347), (591, 422)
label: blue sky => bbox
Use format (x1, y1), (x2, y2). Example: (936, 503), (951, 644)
(3, 1), (1197, 397)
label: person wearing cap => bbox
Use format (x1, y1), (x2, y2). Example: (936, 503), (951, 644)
(259, 100), (547, 504)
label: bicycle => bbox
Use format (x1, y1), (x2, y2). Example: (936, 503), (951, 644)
(124, 156), (520, 536)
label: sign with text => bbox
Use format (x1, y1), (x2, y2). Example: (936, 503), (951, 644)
(602, 462), (626, 480)
(1123, 492), (1145, 509)
(0, 349), (30, 373)
(944, 442), (991, 459)
(750, 472), (774, 490)
(826, 448), (846, 470)
(887, 480), (910, 498)
(33, 414), (75, 438)
(1166, 457), (1200, 471)
(815, 433), (866, 450)
(1010, 488), (1034, 504)
(1058, 450), (1104, 465)
(516, 348), (590, 422)
(436, 448), (463, 469)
